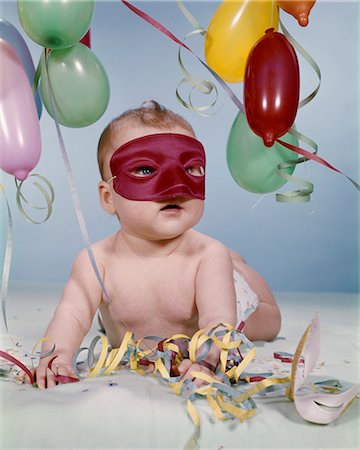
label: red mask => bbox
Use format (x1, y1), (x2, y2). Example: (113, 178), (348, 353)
(109, 133), (206, 201)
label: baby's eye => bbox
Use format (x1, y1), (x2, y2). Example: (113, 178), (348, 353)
(185, 164), (205, 177)
(130, 166), (155, 177)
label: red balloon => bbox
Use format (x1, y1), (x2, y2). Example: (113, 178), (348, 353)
(80, 29), (91, 48)
(277, 1), (316, 27)
(244, 29), (300, 148)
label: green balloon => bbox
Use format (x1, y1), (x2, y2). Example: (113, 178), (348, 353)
(40, 43), (110, 128)
(227, 112), (299, 194)
(18, 0), (95, 49)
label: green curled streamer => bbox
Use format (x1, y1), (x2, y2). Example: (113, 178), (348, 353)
(15, 173), (55, 224)
(274, 18), (322, 202)
(279, 19), (321, 109)
(276, 162), (314, 203)
(175, 0), (204, 32)
(276, 129), (318, 203)
(175, 2), (220, 116)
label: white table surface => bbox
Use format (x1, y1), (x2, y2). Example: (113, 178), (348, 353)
(0, 282), (359, 449)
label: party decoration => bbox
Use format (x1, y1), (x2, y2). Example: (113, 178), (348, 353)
(287, 314), (360, 424)
(15, 174), (55, 224)
(0, 40), (41, 180)
(17, 0), (95, 49)
(174, 3), (219, 117)
(121, 1), (359, 193)
(121, 0), (244, 112)
(0, 19), (42, 118)
(244, 28), (300, 148)
(41, 62), (112, 304)
(80, 29), (91, 48)
(205, 0), (279, 83)
(40, 44), (110, 128)
(2, 315), (357, 447)
(227, 112), (298, 194)
(277, 1), (316, 27)
(1, 176), (55, 360)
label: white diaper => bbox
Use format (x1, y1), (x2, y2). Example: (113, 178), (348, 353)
(233, 270), (259, 325)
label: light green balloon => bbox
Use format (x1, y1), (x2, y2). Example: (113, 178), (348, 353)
(18, 0), (95, 49)
(227, 112), (299, 194)
(40, 43), (110, 128)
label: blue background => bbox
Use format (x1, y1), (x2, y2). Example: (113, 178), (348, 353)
(1, 1), (359, 292)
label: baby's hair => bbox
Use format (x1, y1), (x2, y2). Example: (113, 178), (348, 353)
(97, 100), (195, 179)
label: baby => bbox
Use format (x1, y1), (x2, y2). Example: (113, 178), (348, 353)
(28, 101), (281, 389)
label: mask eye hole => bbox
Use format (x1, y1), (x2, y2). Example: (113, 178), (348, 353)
(185, 164), (205, 177)
(129, 166), (155, 177)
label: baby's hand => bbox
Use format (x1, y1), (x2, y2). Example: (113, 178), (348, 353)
(178, 359), (220, 387)
(24, 362), (76, 389)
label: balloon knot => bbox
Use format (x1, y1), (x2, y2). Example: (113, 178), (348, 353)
(265, 28), (275, 35)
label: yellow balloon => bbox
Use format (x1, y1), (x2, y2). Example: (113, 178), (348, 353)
(205, 0), (279, 83)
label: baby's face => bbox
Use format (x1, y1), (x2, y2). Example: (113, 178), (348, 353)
(100, 125), (205, 240)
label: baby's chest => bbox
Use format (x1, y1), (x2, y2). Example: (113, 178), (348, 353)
(105, 262), (198, 323)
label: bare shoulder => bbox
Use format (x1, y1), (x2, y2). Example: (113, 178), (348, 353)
(187, 230), (231, 261)
(72, 234), (117, 274)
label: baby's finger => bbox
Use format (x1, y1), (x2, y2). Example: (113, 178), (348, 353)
(185, 364), (205, 387)
(57, 366), (70, 377)
(35, 366), (47, 390)
(178, 359), (192, 376)
(144, 362), (155, 375)
(190, 364), (219, 388)
(46, 367), (57, 388)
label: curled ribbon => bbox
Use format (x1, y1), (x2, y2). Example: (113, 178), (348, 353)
(175, 29), (220, 117)
(274, 18), (320, 202)
(0, 182), (13, 334)
(1, 179), (54, 364)
(275, 129), (317, 203)
(1, 318), (358, 449)
(15, 173), (55, 224)
(41, 49), (113, 306)
(121, 0), (359, 197)
(280, 18), (321, 110)
(174, 1), (220, 116)
(277, 136), (360, 192)
(69, 323), (291, 448)
(120, 0), (244, 113)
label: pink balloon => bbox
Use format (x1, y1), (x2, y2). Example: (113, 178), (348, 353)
(0, 39), (41, 180)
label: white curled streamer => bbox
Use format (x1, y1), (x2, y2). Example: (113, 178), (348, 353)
(15, 174), (55, 224)
(0, 183), (13, 333)
(41, 49), (112, 306)
(175, 1), (220, 116)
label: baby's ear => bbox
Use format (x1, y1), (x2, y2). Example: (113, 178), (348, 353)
(98, 181), (116, 215)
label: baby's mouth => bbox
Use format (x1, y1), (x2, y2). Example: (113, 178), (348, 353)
(160, 204), (182, 211)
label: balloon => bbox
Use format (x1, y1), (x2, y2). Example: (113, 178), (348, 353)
(205, 0), (279, 83)
(0, 19), (42, 118)
(277, 1), (316, 27)
(0, 40), (41, 180)
(18, 0), (95, 49)
(40, 43), (110, 128)
(227, 112), (298, 194)
(244, 28), (300, 148)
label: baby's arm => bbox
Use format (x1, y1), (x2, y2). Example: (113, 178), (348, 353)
(179, 242), (237, 382)
(230, 250), (281, 341)
(28, 249), (103, 388)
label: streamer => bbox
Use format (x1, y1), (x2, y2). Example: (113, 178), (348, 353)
(121, 0), (359, 196)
